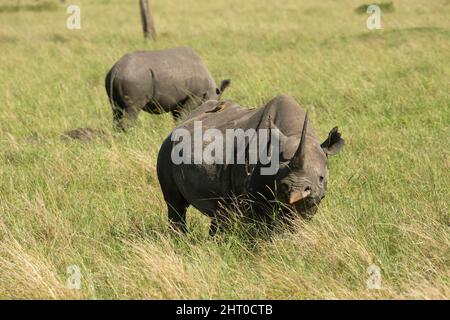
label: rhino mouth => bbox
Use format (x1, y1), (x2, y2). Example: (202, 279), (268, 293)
(275, 190), (320, 219)
(293, 198), (320, 219)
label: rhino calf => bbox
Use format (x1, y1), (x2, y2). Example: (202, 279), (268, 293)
(157, 95), (344, 235)
(105, 47), (230, 130)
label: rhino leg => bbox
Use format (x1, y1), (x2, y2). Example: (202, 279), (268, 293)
(122, 105), (140, 129)
(111, 96), (141, 131)
(209, 217), (230, 236)
(209, 217), (220, 236)
(209, 210), (234, 236)
(117, 95), (142, 130)
(112, 106), (123, 129)
(157, 140), (189, 233)
(161, 179), (189, 233)
(168, 198), (188, 234)
(171, 95), (204, 121)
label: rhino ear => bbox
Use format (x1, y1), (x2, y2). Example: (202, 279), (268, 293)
(321, 127), (344, 156)
(219, 79), (231, 93)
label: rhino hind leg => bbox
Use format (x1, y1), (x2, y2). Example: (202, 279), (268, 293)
(122, 105), (140, 129)
(112, 105), (123, 129)
(157, 139), (188, 233)
(161, 181), (189, 233)
(168, 198), (189, 234)
(110, 94), (142, 131)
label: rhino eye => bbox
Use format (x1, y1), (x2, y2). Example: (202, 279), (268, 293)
(216, 88), (220, 95)
(319, 176), (324, 183)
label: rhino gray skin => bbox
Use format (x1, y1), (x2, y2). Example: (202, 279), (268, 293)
(105, 47), (230, 130)
(157, 95), (344, 235)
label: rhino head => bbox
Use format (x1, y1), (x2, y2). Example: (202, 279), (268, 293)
(249, 113), (344, 219)
(275, 113), (344, 218)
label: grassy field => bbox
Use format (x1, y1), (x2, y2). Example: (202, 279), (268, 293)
(0, 0), (449, 299)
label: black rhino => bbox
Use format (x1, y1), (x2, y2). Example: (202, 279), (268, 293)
(105, 47), (230, 130)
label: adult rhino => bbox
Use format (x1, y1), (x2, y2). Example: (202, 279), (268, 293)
(105, 47), (230, 130)
(157, 95), (344, 235)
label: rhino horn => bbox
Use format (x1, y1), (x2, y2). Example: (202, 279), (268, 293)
(290, 112), (308, 169)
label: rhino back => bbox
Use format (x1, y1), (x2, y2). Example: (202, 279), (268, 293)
(112, 47), (216, 109)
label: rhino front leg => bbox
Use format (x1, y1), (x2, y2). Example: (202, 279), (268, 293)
(209, 211), (233, 236)
(171, 108), (182, 121)
(172, 95), (204, 121)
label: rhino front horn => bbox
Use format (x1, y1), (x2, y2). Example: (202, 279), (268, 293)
(290, 112), (308, 169)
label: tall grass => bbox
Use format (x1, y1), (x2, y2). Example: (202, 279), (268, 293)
(0, 0), (449, 299)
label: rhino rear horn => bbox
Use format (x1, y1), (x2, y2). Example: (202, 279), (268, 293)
(290, 112), (308, 169)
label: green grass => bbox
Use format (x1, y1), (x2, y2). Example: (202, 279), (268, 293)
(0, 0), (449, 299)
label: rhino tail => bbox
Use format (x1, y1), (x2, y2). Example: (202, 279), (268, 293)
(147, 68), (160, 108)
(106, 68), (118, 107)
(149, 68), (156, 99)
